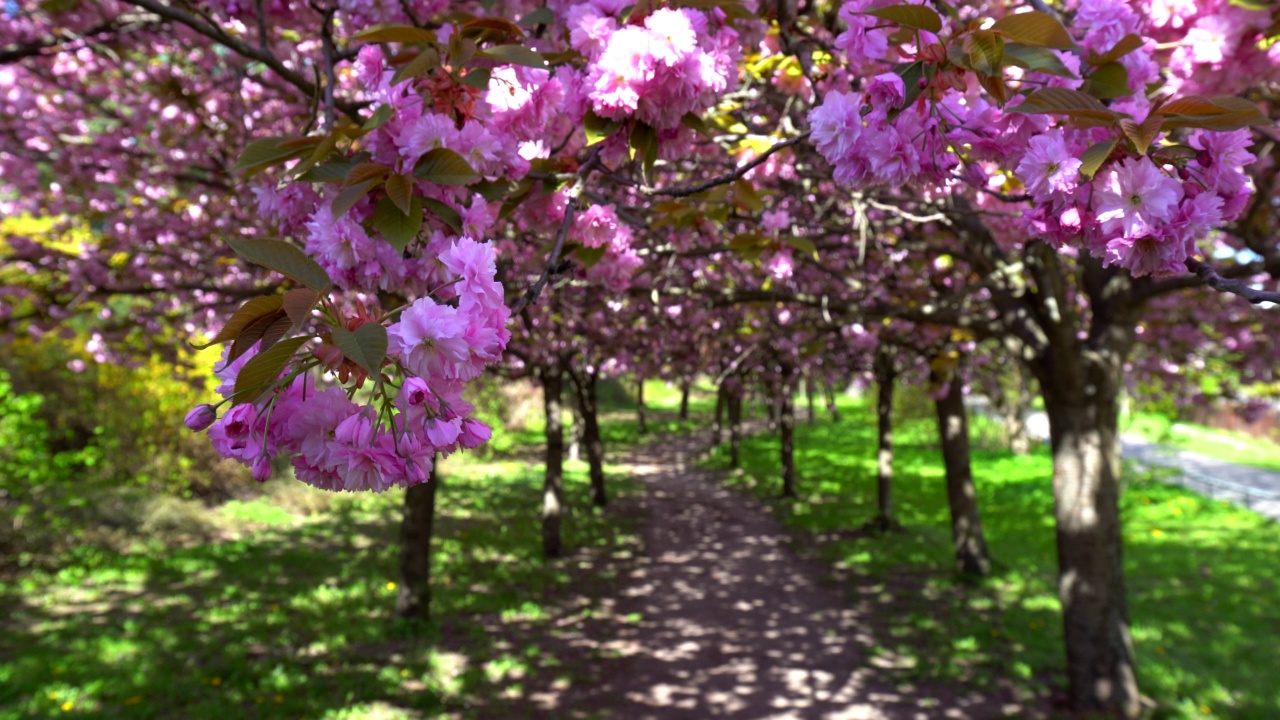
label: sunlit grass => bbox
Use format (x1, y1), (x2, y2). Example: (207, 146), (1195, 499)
(0, 446), (643, 719)
(1124, 410), (1280, 474)
(704, 396), (1280, 719)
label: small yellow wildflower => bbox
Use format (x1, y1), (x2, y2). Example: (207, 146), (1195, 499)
(210, 677), (222, 687)
(386, 581), (397, 591)
(47, 692), (59, 701)
(1150, 528), (1165, 538)
(274, 694), (285, 703)
(1200, 704), (1212, 715)
(61, 701), (73, 712)
(400, 668), (411, 677)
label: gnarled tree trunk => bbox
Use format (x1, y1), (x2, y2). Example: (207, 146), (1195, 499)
(780, 367), (796, 498)
(872, 346), (896, 529)
(729, 387), (743, 468)
(396, 462), (439, 619)
(541, 362), (565, 559)
(933, 373), (990, 577)
(636, 375), (647, 435)
(573, 369), (607, 508)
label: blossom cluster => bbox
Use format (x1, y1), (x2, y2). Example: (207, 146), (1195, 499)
(568, 3), (741, 129)
(187, 236), (508, 492)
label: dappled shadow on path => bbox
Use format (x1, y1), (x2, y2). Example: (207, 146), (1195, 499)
(554, 430), (1044, 720)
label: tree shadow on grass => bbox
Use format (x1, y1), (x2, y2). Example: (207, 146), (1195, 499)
(703, 408), (1280, 718)
(0, 463), (647, 720)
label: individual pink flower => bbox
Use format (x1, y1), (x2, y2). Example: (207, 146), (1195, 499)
(866, 72), (905, 109)
(387, 298), (471, 381)
(184, 404), (217, 432)
(1094, 157), (1182, 239)
(1015, 130), (1082, 201)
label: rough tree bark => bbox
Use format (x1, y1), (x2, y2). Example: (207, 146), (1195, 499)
(805, 376), (816, 424)
(933, 371), (991, 577)
(780, 370), (797, 498)
(395, 461), (438, 619)
(636, 375), (648, 435)
(714, 384), (726, 441)
(572, 368), (607, 508)
(728, 387), (743, 468)
(541, 362), (566, 559)
(871, 345), (897, 530)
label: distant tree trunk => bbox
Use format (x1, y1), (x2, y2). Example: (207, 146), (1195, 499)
(995, 362), (1033, 455)
(780, 370), (797, 498)
(572, 369), (607, 508)
(933, 371), (991, 577)
(396, 461), (439, 620)
(568, 399), (583, 462)
(542, 362), (565, 559)
(728, 388), (743, 468)
(679, 380), (690, 420)
(871, 346), (897, 530)
(825, 381), (841, 422)
(714, 384), (726, 441)
(765, 384), (779, 431)
(636, 375), (648, 435)
(805, 376), (816, 424)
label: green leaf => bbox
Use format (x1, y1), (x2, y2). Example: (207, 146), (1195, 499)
(227, 238), (333, 292)
(964, 29), (1004, 76)
(733, 179), (764, 213)
(680, 112), (711, 137)
(1119, 115), (1164, 155)
(1088, 34), (1144, 66)
(282, 288), (320, 327)
(191, 296), (284, 349)
(233, 137), (312, 177)
(362, 104), (394, 131)
(352, 24), (437, 44)
(384, 172), (415, 215)
(991, 11), (1074, 49)
(585, 110), (620, 146)
(462, 17), (526, 39)
(785, 235), (819, 260)
(469, 179), (513, 203)
(412, 148), (481, 185)
(233, 336), (310, 406)
(392, 48), (441, 84)
(1002, 43), (1077, 78)
(476, 44), (549, 69)
(863, 5), (942, 33)
(1159, 96), (1272, 131)
(1084, 61), (1131, 100)
(298, 161), (360, 183)
(332, 179), (376, 218)
(630, 122), (658, 181)
(373, 195), (424, 252)
(331, 324), (387, 378)
(421, 197), (464, 234)
(290, 131), (340, 179)
(459, 67), (492, 90)
(1079, 137), (1118, 180)
(257, 314), (294, 354)
(575, 244), (608, 268)
(1009, 87), (1117, 125)
(519, 6), (555, 25)
(345, 162), (392, 186)
(728, 232), (769, 251)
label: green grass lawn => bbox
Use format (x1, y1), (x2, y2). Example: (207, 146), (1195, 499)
(704, 398), (1280, 720)
(0, 454), (641, 720)
(1124, 410), (1280, 474)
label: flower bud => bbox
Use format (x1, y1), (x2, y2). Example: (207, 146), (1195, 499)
(252, 455), (272, 483)
(184, 404), (217, 432)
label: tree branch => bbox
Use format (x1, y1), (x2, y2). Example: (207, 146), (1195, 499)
(1184, 258), (1280, 305)
(645, 133), (810, 197)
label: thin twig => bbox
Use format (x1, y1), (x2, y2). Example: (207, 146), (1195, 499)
(1185, 258), (1280, 305)
(645, 133), (810, 197)
(511, 152), (602, 313)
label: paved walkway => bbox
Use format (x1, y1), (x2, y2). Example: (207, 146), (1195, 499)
(567, 430), (1042, 719)
(1122, 437), (1280, 521)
